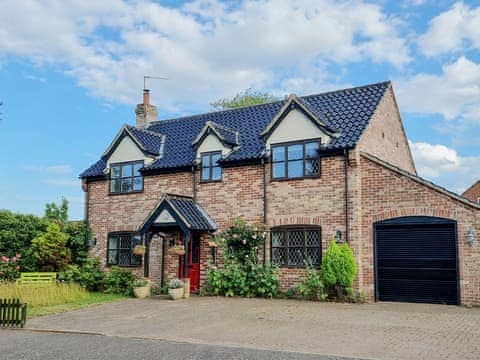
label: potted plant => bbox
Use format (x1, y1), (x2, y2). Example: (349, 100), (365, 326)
(170, 244), (185, 256)
(168, 278), (184, 300)
(133, 244), (146, 256)
(133, 279), (151, 298)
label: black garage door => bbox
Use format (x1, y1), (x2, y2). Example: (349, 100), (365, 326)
(374, 216), (458, 305)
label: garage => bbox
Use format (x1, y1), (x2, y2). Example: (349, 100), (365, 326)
(374, 216), (459, 305)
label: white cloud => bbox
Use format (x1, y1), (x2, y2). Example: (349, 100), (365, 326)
(410, 141), (480, 193)
(418, 2), (480, 56)
(0, 0), (410, 110)
(24, 164), (73, 174)
(396, 56), (480, 121)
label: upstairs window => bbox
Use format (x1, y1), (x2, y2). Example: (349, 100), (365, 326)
(110, 161), (144, 194)
(271, 227), (321, 268)
(201, 152), (222, 182)
(107, 233), (142, 266)
(271, 140), (320, 180)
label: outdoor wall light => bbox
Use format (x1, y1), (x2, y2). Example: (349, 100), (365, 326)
(88, 237), (97, 247)
(467, 226), (476, 247)
(335, 230), (342, 243)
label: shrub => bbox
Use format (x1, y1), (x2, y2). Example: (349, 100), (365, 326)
(103, 266), (136, 296)
(168, 279), (184, 289)
(0, 254), (22, 281)
(322, 241), (357, 300)
(0, 210), (49, 270)
(64, 221), (91, 266)
(58, 257), (105, 291)
(204, 218), (279, 298)
(297, 266), (326, 301)
(31, 222), (71, 271)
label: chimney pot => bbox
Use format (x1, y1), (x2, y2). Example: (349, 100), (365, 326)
(143, 89), (150, 105)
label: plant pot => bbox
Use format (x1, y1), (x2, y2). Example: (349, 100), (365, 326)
(182, 278), (190, 299)
(207, 241), (218, 248)
(170, 249), (185, 256)
(134, 284), (151, 299)
(133, 245), (146, 256)
(168, 287), (184, 300)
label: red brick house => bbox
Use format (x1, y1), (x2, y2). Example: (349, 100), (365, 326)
(81, 82), (480, 305)
(463, 181), (480, 205)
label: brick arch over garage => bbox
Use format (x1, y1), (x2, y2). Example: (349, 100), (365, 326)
(372, 208), (458, 223)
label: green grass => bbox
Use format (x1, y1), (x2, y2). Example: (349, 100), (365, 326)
(0, 282), (127, 318)
(28, 292), (126, 318)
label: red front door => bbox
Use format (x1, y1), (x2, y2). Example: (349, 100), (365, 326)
(179, 234), (200, 292)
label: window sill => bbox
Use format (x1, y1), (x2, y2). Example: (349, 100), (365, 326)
(199, 179), (223, 184)
(106, 264), (142, 268)
(270, 175), (320, 182)
(108, 190), (144, 196)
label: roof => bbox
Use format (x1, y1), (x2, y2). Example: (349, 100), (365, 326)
(81, 81), (390, 178)
(462, 180), (480, 196)
(139, 195), (217, 232)
(192, 121), (239, 147)
(361, 152), (480, 210)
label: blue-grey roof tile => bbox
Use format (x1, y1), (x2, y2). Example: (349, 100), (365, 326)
(169, 196), (217, 231)
(81, 81), (389, 177)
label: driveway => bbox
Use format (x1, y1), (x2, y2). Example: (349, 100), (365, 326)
(27, 297), (480, 360)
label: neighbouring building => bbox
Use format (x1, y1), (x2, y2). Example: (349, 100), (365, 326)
(463, 181), (480, 205)
(80, 82), (480, 305)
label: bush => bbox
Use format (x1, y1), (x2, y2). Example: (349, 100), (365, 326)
(204, 219), (279, 298)
(322, 241), (357, 300)
(0, 210), (48, 271)
(31, 222), (71, 271)
(103, 266), (136, 296)
(0, 254), (22, 281)
(64, 221), (91, 266)
(297, 266), (326, 301)
(58, 257), (105, 291)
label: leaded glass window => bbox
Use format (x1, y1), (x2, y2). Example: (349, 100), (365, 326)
(107, 233), (142, 266)
(271, 228), (321, 267)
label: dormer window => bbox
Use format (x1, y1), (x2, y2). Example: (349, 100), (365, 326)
(271, 140), (320, 180)
(201, 152), (222, 182)
(110, 161), (144, 194)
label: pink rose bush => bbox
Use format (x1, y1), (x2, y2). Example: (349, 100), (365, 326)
(0, 254), (21, 281)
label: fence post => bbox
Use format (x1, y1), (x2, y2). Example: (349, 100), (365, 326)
(0, 298), (27, 328)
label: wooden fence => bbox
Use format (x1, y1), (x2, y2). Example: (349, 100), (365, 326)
(0, 298), (27, 328)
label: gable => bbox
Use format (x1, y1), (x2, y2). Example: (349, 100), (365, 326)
(106, 136), (150, 167)
(266, 109), (332, 149)
(154, 209), (176, 224)
(196, 133), (232, 157)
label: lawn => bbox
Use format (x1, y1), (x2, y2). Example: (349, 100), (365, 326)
(0, 282), (127, 318)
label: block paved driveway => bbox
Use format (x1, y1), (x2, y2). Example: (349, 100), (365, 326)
(27, 297), (480, 360)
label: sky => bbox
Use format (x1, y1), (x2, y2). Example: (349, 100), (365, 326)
(0, 0), (479, 220)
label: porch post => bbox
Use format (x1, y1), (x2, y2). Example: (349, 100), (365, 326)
(183, 230), (191, 279)
(144, 231), (151, 278)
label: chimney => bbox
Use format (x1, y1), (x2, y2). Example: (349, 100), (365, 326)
(135, 89), (158, 128)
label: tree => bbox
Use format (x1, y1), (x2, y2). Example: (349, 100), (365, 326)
(31, 222), (71, 271)
(210, 88), (278, 110)
(45, 197), (69, 225)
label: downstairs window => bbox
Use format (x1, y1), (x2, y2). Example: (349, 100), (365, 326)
(271, 227), (321, 267)
(107, 233), (142, 266)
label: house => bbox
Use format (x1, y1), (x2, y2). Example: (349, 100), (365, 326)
(80, 82), (480, 305)
(463, 181), (480, 205)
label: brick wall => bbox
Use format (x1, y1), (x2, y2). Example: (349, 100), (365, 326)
(463, 181), (480, 204)
(358, 85), (416, 174)
(358, 154), (480, 305)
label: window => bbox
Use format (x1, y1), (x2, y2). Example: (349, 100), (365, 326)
(201, 152), (222, 181)
(271, 227), (321, 267)
(271, 140), (320, 179)
(477, 197), (480, 205)
(110, 161), (144, 194)
(107, 233), (142, 266)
